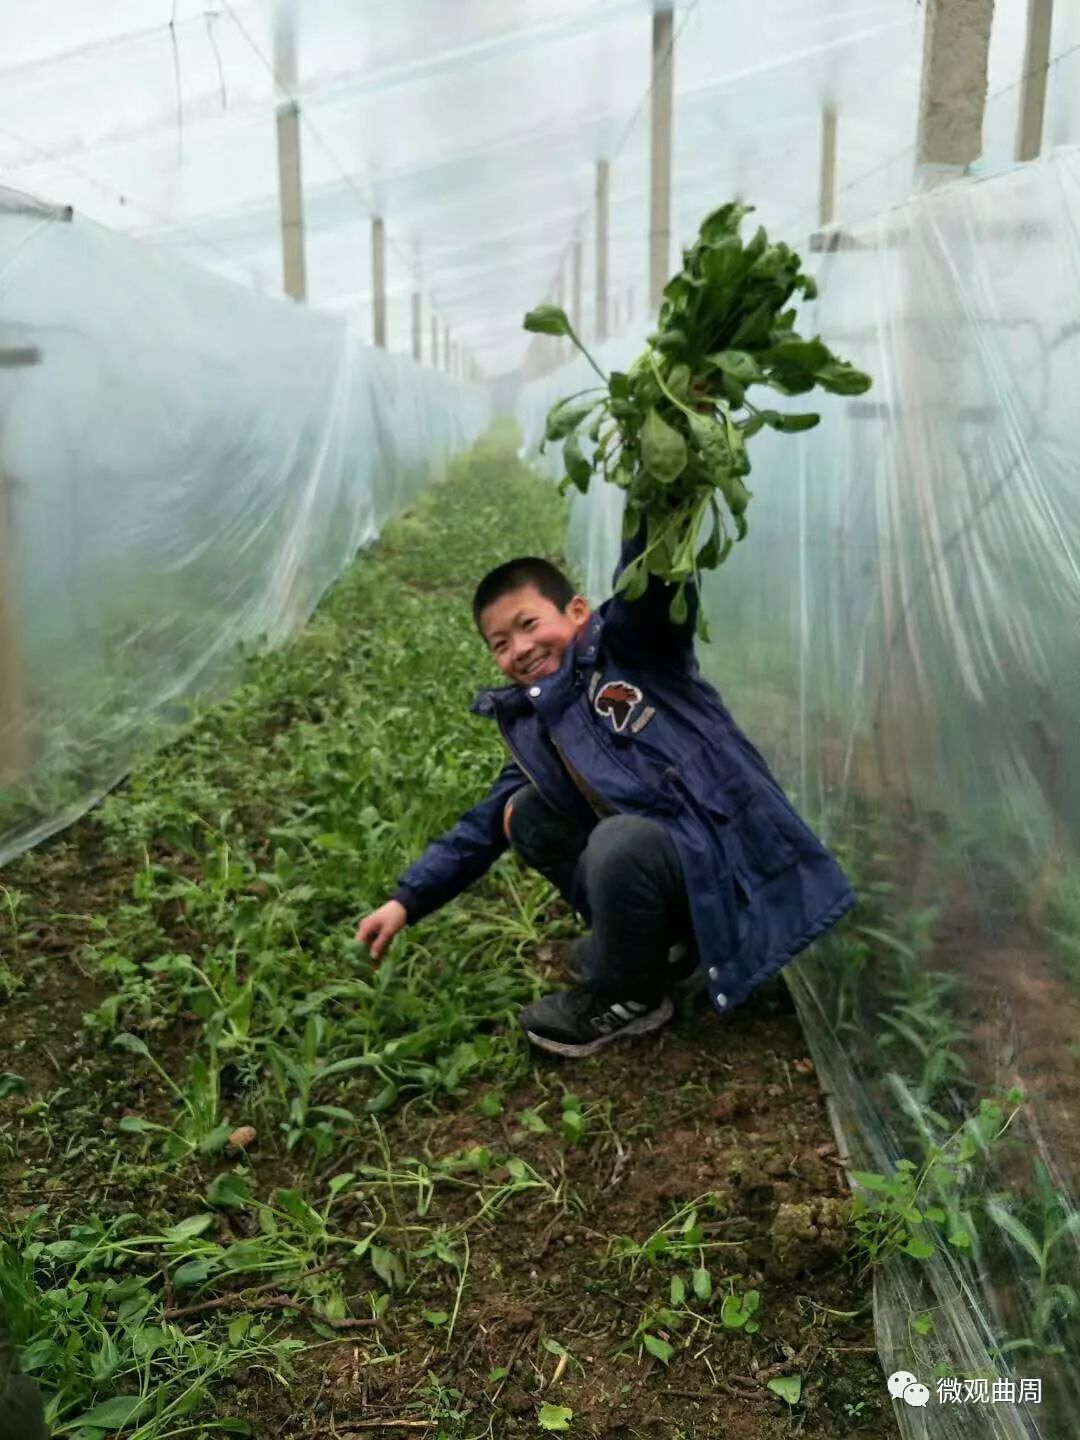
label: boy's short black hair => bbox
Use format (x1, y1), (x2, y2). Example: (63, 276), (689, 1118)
(472, 557), (576, 632)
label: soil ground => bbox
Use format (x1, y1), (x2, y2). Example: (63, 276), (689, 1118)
(0, 435), (897, 1439)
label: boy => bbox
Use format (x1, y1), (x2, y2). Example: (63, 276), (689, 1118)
(356, 526), (854, 1058)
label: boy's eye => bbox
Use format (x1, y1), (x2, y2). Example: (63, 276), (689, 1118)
(522, 618), (537, 630)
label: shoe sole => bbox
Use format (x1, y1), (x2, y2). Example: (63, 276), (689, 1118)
(525, 994), (675, 1058)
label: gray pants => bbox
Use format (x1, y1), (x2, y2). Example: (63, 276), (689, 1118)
(506, 784), (693, 1005)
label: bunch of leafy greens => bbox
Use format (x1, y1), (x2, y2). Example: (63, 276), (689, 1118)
(523, 202), (871, 637)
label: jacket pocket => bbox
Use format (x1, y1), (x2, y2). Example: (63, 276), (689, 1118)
(732, 794), (799, 890)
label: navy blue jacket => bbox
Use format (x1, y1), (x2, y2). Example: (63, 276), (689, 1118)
(393, 532), (855, 1015)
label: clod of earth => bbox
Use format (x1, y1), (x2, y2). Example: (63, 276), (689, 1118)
(770, 1196), (852, 1278)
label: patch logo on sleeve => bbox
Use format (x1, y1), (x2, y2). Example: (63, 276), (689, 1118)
(595, 679), (644, 733)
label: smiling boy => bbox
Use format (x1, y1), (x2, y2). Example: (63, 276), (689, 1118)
(356, 527), (854, 1058)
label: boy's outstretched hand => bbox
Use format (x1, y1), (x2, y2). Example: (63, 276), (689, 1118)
(355, 899), (407, 963)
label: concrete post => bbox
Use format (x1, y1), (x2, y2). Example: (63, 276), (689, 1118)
(411, 290), (422, 363)
(915, 0), (994, 170)
(1016, 0), (1054, 161)
(0, 346), (40, 784)
(572, 239), (583, 335)
(819, 106), (838, 226)
(649, 6), (675, 311)
(0, 465), (27, 783)
(372, 219), (387, 349)
(274, 15), (306, 303)
(596, 159), (610, 342)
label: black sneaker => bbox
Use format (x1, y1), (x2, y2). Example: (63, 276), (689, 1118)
(519, 989), (674, 1058)
(558, 938), (698, 990)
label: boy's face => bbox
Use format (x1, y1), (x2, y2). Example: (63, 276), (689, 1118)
(479, 584), (592, 686)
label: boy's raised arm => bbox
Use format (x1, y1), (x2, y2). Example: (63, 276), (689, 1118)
(602, 517), (700, 666)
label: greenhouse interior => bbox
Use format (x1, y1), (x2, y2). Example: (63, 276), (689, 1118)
(2, 2), (1079, 1437)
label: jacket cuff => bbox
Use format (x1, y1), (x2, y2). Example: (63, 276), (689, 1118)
(391, 887), (423, 924)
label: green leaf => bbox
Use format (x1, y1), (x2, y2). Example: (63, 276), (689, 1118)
(538, 1402), (574, 1431)
(563, 432), (592, 493)
(113, 1033), (152, 1059)
(561, 1109), (585, 1144)
(524, 305), (571, 338)
(641, 408), (688, 484)
(708, 350), (763, 383)
(118, 1115), (159, 1135)
(851, 1171), (889, 1192)
(0, 1073), (28, 1098)
(768, 1376), (802, 1406)
(643, 1333), (674, 1364)
(173, 1258), (213, 1288)
(70, 1396), (145, 1429)
(545, 397), (599, 443)
(207, 1173), (251, 1209)
(518, 1108), (550, 1134)
(985, 1200), (1044, 1270)
(758, 409), (820, 434)
(692, 1267), (712, 1301)
(477, 1090), (503, 1118)
(912, 1312), (934, 1336)
(315, 1053), (384, 1081)
(198, 1122), (233, 1156)
(814, 359), (872, 396)
(370, 1244), (405, 1290)
(423, 1310), (450, 1326)
(670, 1275), (686, 1306)
(903, 1235), (935, 1260)
(165, 1213), (215, 1241)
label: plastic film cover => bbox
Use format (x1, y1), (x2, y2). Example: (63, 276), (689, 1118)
(517, 148), (1080, 1437)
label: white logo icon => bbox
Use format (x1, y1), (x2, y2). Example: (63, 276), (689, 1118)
(888, 1371), (930, 1407)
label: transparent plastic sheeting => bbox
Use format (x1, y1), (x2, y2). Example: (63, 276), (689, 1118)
(517, 149), (1080, 1438)
(0, 193), (490, 867)
(4, 0), (1077, 376)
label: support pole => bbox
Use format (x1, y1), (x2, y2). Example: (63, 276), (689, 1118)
(443, 324), (450, 374)
(572, 239), (583, 336)
(1016, 0), (1054, 162)
(430, 315), (438, 369)
(0, 346), (40, 784)
(596, 159), (610, 343)
(274, 14), (306, 302)
(649, 6), (675, 311)
(0, 465), (27, 784)
(372, 218), (386, 349)
(819, 105), (838, 226)
(555, 266), (566, 361)
(915, 0), (993, 170)
(411, 290), (422, 363)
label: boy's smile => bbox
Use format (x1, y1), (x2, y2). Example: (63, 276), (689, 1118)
(479, 583), (591, 687)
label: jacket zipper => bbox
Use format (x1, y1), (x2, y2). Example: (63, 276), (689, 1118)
(495, 713), (556, 811)
(550, 736), (611, 820)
